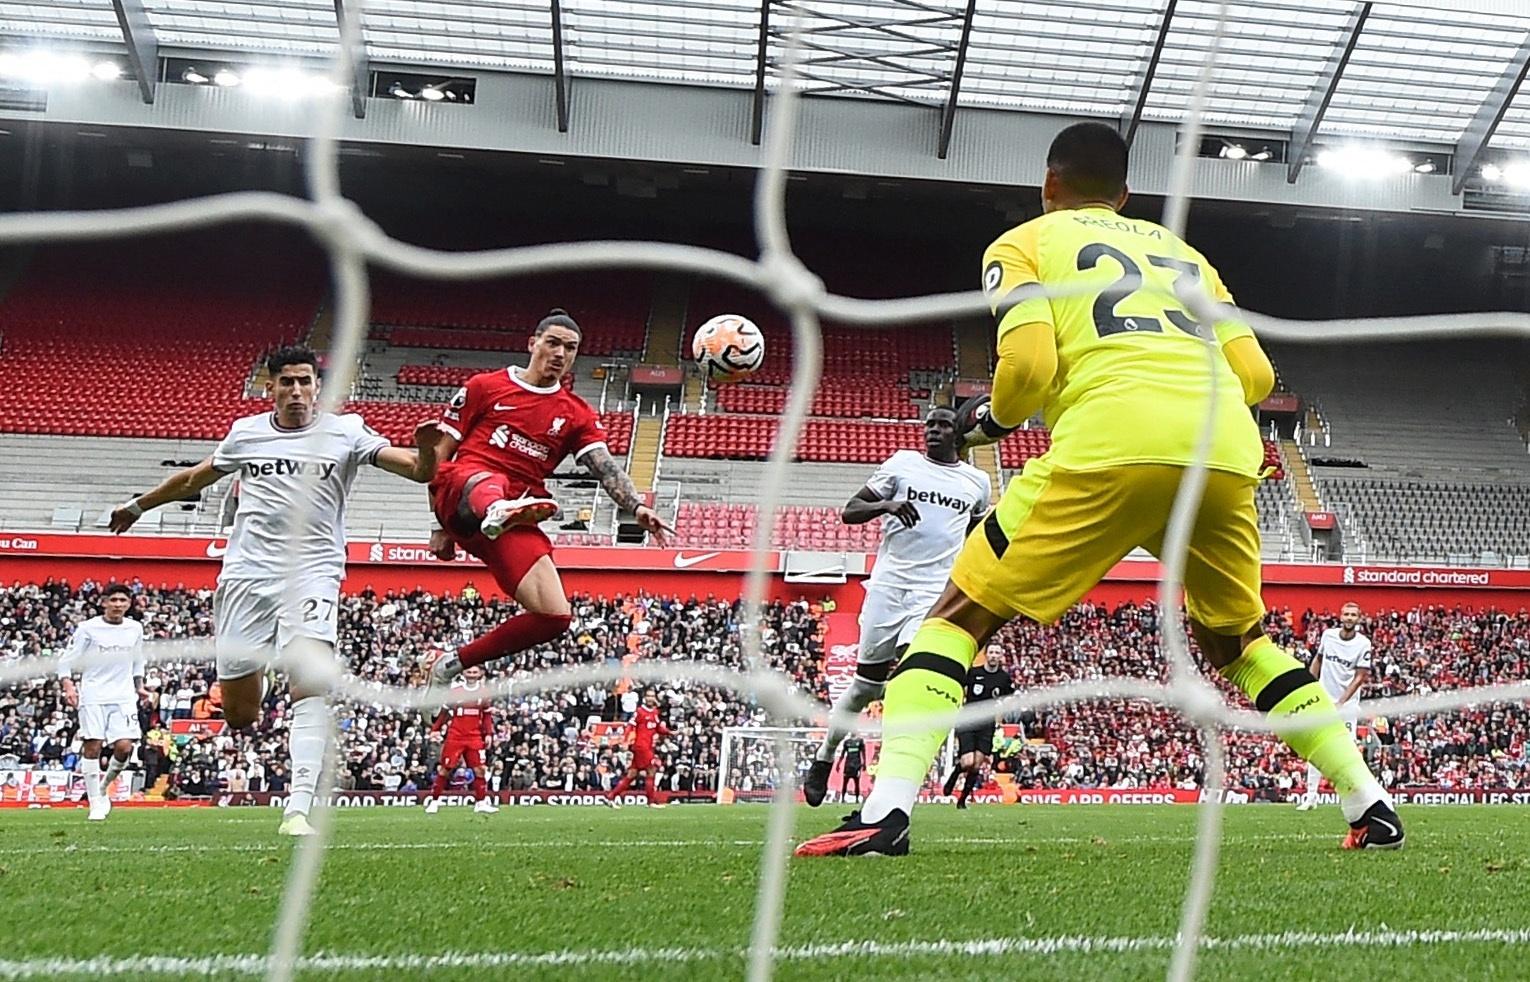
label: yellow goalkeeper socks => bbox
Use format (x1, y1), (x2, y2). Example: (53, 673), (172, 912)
(862, 618), (978, 821)
(1220, 637), (1383, 818)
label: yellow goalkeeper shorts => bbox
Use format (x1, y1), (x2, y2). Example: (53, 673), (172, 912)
(950, 456), (1265, 633)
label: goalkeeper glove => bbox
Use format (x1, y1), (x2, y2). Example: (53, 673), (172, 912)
(955, 394), (1017, 451)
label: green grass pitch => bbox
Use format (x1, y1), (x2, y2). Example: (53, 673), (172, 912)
(1, 804), (1525, 980)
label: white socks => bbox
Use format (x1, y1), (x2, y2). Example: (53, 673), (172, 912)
(103, 755), (128, 791)
(1340, 778), (1391, 825)
(860, 776), (918, 824)
(285, 696), (327, 818)
(1305, 761), (1321, 796)
(81, 758), (103, 806)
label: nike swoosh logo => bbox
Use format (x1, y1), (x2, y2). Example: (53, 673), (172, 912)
(1374, 817), (1399, 837)
(673, 551), (721, 569)
(493, 403), (517, 411)
(206, 542), (228, 558)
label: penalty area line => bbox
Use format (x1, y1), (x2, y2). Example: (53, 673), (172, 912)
(3, 927), (1530, 977)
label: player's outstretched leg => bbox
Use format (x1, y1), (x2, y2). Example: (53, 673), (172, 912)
(1200, 623), (1403, 850)
(606, 768), (636, 810)
(806, 665), (889, 807)
(798, 610), (996, 857)
(426, 555), (571, 685)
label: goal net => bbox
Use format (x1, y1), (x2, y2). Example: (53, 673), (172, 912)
(718, 725), (953, 805)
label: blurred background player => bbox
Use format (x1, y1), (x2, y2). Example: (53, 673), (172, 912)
(606, 689), (670, 809)
(839, 734), (866, 803)
(421, 311), (672, 686)
(58, 583), (147, 821)
(798, 122), (1402, 858)
(110, 345), (443, 836)
(424, 664), (497, 815)
(1297, 602), (1375, 811)
(940, 653), (1014, 810)
(804, 407), (990, 806)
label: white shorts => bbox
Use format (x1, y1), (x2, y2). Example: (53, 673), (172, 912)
(857, 584), (941, 670)
(79, 702), (140, 743)
(215, 576), (341, 681)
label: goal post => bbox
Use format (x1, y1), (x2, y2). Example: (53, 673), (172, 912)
(717, 725), (953, 804)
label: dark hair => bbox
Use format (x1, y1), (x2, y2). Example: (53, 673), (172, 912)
(265, 344), (320, 378)
(535, 308), (582, 338)
(102, 583), (132, 600)
(1046, 122), (1129, 201)
(926, 406), (958, 421)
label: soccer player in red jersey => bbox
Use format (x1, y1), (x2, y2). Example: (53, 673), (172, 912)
(421, 310), (672, 684)
(606, 689), (671, 809)
(424, 665), (497, 814)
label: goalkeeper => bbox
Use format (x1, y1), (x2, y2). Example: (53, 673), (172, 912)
(796, 122), (1402, 857)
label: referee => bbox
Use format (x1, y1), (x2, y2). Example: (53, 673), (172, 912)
(941, 655), (1014, 809)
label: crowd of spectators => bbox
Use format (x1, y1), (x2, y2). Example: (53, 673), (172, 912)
(0, 580), (827, 799)
(984, 601), (1530, 794)
(3, 580), (1529, 798)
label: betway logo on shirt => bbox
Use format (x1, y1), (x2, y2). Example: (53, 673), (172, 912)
(907, 487), (972, 510)
(242, 460), (338, 480)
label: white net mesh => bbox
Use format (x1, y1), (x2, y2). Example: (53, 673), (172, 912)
(5, 2), (1530, 980)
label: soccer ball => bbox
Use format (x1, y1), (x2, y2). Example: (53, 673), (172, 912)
(692, 314), (764, 383)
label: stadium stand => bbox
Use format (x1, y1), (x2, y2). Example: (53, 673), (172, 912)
(0, 234), (322, 442)
(663, 415), (925, 463)
(671, 502), (883, 552)
(368, 271), (650, 358)
(1271, 340), (1530, 562)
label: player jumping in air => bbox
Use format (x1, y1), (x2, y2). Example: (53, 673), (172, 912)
(425, 665), (498, 815)
(940, 654), (1014, 810)
(797, 122), (1403, 857)
(111, 345), (444, 836)
(58, 583), (148, 821)
(803, 407), (990, 807)
(1296, 602), (1376, 811)
(606, 689), (670, 809)
(421, 310), (672, 685)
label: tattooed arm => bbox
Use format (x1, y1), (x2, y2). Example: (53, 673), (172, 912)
(580, 446), (674, 543)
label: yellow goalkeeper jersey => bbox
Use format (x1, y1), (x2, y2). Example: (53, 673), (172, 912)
(982, 206), (1264, 479)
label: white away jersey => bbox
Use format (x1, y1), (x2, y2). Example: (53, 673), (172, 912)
(1316, 627), (1373, 699)
(864, 450), (991, 592)
(213, 412), (389, 583)
(58, 615), (144, 705)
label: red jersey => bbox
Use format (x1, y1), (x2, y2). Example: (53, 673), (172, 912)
(438, 367), (606, 497)
(629, 704), (670, 751)
(431, 682), (494, 749)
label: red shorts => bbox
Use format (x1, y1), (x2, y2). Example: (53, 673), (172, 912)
(430, 465), (554, 595)
(440, 738), (484, 771)
(630, 745), (655, 771)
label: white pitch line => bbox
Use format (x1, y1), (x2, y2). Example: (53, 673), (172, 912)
(2, 927), (1529, 978)
(0, 831), (1331, 858)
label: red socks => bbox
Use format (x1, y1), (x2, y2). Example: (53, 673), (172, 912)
(472, 777), (488, 801)
(464, 474), (510, 520)
(609, 773), (634, 799)
(430, 771), (447, 797)
(459, 611), (572, 670)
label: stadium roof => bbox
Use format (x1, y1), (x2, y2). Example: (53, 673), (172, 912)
(5, 0), (1530, 160)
